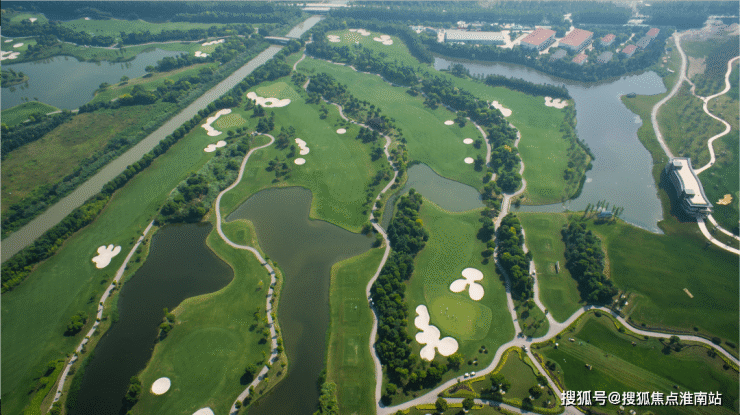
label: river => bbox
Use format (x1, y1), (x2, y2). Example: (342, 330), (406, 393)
(1, 49), (181, 110)
(434, 57), (667, 233)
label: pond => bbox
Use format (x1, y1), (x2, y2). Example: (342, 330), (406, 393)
(1, 48), (181, 110)
(226, 186), (373, 415)
(69, 223), (233, 415)
(434, 57), (666, 233)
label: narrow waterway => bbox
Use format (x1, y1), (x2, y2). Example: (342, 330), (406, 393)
(226, 187), (372, 415)
(69, 223), (233, 415)
(434, 57), (666, 232)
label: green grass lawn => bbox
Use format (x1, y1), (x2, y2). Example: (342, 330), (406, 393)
(1, 102), (177, 213)
(1, 37), (38, 54)
(218, 78), (388, 232)
(297, 57), (488, 191)
(518, 213), (582, 322)
(8, 12), (48, 24)
(0, 104), (227, 415)
(497, 349), (557, 409)
(326, 29), (422, 68)
(326, 247), (385, 415)
(1, 101), (60, 128)
(132, 219), (272, 415)
(513, 300), (549, 339)
(539, 312), (739, 415)
(398, 198), (513, 401)
(60, 18), (226, 40)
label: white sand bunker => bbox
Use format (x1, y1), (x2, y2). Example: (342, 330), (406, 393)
(463, 138), (474, 144)
(415, 305), (458, 361)
(491, 101), (512, 117)
(84, 17), (91, 20)
(4, 39), (13, 43)
(353, 28), (371, 36)
(202, 39), (225, 46)
(336, 128), (347, 134)
(1, 50), (20, 61)
(294, 157), (306, 165)
(444, 120), (455, 125)
(545, 96), (568, 109)
(246, 91), (291, 108)
(29, 18), (38, 23)
(13, 43), (24, 48)
(295, 138), (310, 155)
(464, 157), (475, 164)
(373, 34), (393, 45)
(92, 245), (122, 269)
(717, 194), (732, 205)
(192, 408), (215, 415)
(204, 140), (227, 153)
(151, 377), (171, 395)
(194, 51), (208, 58)
(327, 34), (341, 43)
(450, 268), (485, 301)
(201, 109), (231, 137)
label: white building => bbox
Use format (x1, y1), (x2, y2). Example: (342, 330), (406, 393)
(445, 30), (505, 45)
(665, 158), (713, 217)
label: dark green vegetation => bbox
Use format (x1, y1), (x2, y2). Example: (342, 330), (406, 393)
(538, 312), (739, 415)
(0, 101), (60, 128)
(561, 220), (616, 305)
(314, 382), (340, 415)
(687, 37), (740, 96)
(518, 213), (581, 322)
(1, 67), (28, 87)
(645, 1), (738, 28)
(327, 248), (384, 415)
(497, 213), (532, 301)
(514, 299), (549, 338)
(483, 74), (569, 100)
(1, 109), (73, 156)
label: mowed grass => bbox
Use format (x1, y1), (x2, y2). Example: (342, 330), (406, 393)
(298, 57), (487, 190)
(1, 101), (60, 128)
(132, 219), (272, 415)
(60, 18), (226, 39)
(540, 313), (739, 415)
(586, 217), (739, 343)
(254, 80), (302, 100)
(406, 199), (514, 376)
(219, 78), (387, 232)
(497, 350), (556, 408)
(326, 29), (422, 68)
(326, 247), (385, 415)
(0, 105), (229, 415)
(8, 12), (48, 24)
(1, 102), (177, 213)
(518, 213), (581, 322)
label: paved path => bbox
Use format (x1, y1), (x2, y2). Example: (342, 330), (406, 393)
(49, 221), (155, 411)
(697, 217), (740, 255)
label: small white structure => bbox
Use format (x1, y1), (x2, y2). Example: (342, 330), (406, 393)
(445, 30), (505, 45)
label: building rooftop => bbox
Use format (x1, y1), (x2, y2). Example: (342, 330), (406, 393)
(445, 30), (505, 42)
(601, 34), (616, 44)
(521, 28), (556, 47)
(559, 28), (594, 48)
(572, 53), (587, 64)
(597, 51), (613, 63)
(647, 28), (660, 37)
(622, 44), (638, 55)
(672, 158), (709, 206)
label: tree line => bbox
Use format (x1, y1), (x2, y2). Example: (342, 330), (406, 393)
(561, 220), (617, 304)
(642, 1), (737, 29)
(1, 111), (73, 158)
(496, 213), (533, 301)
(483, 74), (570, 100)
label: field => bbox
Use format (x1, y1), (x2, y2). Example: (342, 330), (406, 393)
(298, 57), (488, 191)
(1, 101), (60, 128)
(402, 199), (514, 387)
(254, 80), (302, 100)
(218, 78), (390, 232)
(513, 299), (549, 339)
(60, 18), (226, 39)
(1, 103), (177, 212)
(539, 312), (739, 415)
(326, 247), (385, 415)
(8, 12), (48, 24)
(325, 29), (422, 68)
(518, 213), (582, 322)
(132, 219), (272, 415)
(496, 350), (557, 409)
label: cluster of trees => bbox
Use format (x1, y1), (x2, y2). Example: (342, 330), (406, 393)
(561, 220), (617, 304)
(1, 68), (28, 87)
(571, 9), (631, 25)
(693, 37), (740, 97)
(120, 24), (254, 45)
(314, 382), (340, 415)
(483, 74), (569, 100)
(1, 111), (73, 157)
(147, 37), (255, 73)
(64, 311), (88, 335)
(642, 1), (736, 29)
(123, 375), (142, 412)
(158, 308), (177, 339)
(497, 214), (533, 301)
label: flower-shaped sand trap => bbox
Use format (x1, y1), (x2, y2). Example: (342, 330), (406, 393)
(92, 245), (122, 269)
(192, 408), (215, 415)
(450, 267), (485, 301)
(294, 158), (306, 165)
(544, 96), (568, 109)
(373, 34), (393, 45)
(444, 120), (455, 125)
(151, 377), (171, 395)
(327, 34), (341, 43)
(202, 39), (225, 46)
(201, 109), (231, 137)
(463, 138), (474, 144)
(204, 140), (227, 153)
(336, 128), (346, 134)
(1, 50), (20, 61)
(491, 101), (512, 117)
(295, 138), (310, 155)
(194, 51), (208, 58)
(247, 91), (291, 108)
(414, 305), (458, 361)
(353, 29), (371, 36)
(464, 157), (474, 164)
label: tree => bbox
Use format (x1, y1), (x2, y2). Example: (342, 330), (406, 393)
(435, 397), (449, 413)
(462, 397), (475, 410)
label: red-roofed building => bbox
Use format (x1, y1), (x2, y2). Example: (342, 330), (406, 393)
(559, 28), (594, 52)
(600, 34), (616, 46)
(622, 44), (638, 58)
(572, 53), (587, 65)
(646, 28), (660, 38)
(521, 28), (556, 51)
